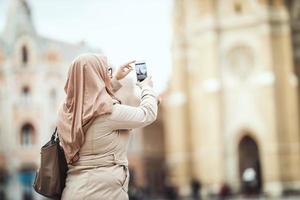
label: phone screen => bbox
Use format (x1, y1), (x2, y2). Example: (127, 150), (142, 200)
(135, 62), (147, 82)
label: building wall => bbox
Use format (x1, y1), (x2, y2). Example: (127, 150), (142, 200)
(0, 1), (145, 199)
(166, 0), (300, 197)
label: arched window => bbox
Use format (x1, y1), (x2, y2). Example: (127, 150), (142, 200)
(21, 86), (31, 104)
(22, 45), (28, 65)
(20, 123), (34, 146)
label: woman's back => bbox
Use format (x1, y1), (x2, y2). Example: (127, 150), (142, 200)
(61, 75), (158, 200)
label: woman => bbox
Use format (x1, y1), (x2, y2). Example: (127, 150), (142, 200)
(57, 53), (158, 200)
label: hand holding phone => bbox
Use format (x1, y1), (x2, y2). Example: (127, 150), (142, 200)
(136, 76), (153, 89)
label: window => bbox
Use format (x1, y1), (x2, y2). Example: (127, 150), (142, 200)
(22, 45), (28, 65)
(21, 86), (31, 105)
(22, 86), (30, 96)
(20, 123), (34, 146)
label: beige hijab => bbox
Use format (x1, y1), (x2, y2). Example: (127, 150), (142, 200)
(57, 53), (120, 164)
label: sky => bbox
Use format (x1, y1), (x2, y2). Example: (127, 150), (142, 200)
(0, 0), (173, 93)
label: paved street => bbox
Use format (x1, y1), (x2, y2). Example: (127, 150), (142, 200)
(138, 196), (300, 200)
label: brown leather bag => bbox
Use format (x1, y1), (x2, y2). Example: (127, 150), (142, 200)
(33, 128), (68, 199)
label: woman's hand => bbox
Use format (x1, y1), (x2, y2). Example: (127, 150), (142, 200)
(137, 76), (153, 88)
(137, 76), (161, 105)
(114, 60), (135, 80)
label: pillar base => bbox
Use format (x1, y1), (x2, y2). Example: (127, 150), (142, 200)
(264, 181), (300, 196)
(264, 181), (283, 196)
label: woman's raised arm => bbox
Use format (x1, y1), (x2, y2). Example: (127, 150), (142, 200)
(108, 78), (158, 130)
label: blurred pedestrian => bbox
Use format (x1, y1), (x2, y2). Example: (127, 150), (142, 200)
(190, 178), (201, 200)
(128, 168), (147, 200)
(218, 183), (231, 200)
(164, 179), (178, 200)
(242, 168), (257, 196)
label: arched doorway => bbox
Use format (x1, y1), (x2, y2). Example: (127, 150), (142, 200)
(238, 135), (262, 194)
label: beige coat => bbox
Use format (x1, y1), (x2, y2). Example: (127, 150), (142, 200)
(61, 79), (158, 200)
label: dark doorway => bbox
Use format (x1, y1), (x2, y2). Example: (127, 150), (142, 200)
(238, 135), (262, 195)
(142, 111), (167, 198)
(0, 168), (8, 200)
(18, 165), (36, 200)
(144, 157), (166, 195)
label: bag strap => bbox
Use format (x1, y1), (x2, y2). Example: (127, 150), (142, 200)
(51, 127), (59, 142)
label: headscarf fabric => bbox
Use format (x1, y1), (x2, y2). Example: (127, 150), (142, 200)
(57, 53), (120, 164)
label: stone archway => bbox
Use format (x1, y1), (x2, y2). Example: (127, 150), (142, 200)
(238, 135), (262, 194)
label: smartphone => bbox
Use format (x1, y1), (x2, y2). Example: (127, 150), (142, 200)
(135, 61), (147, 82)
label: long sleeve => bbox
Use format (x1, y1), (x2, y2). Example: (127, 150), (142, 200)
(110, 77), (122, 93)
(107, 85), (158, 130)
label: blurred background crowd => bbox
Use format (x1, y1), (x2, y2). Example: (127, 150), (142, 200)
(0, 0), (300, 199)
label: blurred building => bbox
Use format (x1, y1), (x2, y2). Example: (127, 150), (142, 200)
(164, 0), (300, 197)
(0, 0), (144, 199)
(0, 0), (92, 199)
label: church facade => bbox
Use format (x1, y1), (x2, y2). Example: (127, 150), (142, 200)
(164, 0), (300, 197)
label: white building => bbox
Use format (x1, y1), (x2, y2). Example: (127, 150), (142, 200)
(0, 0), (101, 199)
